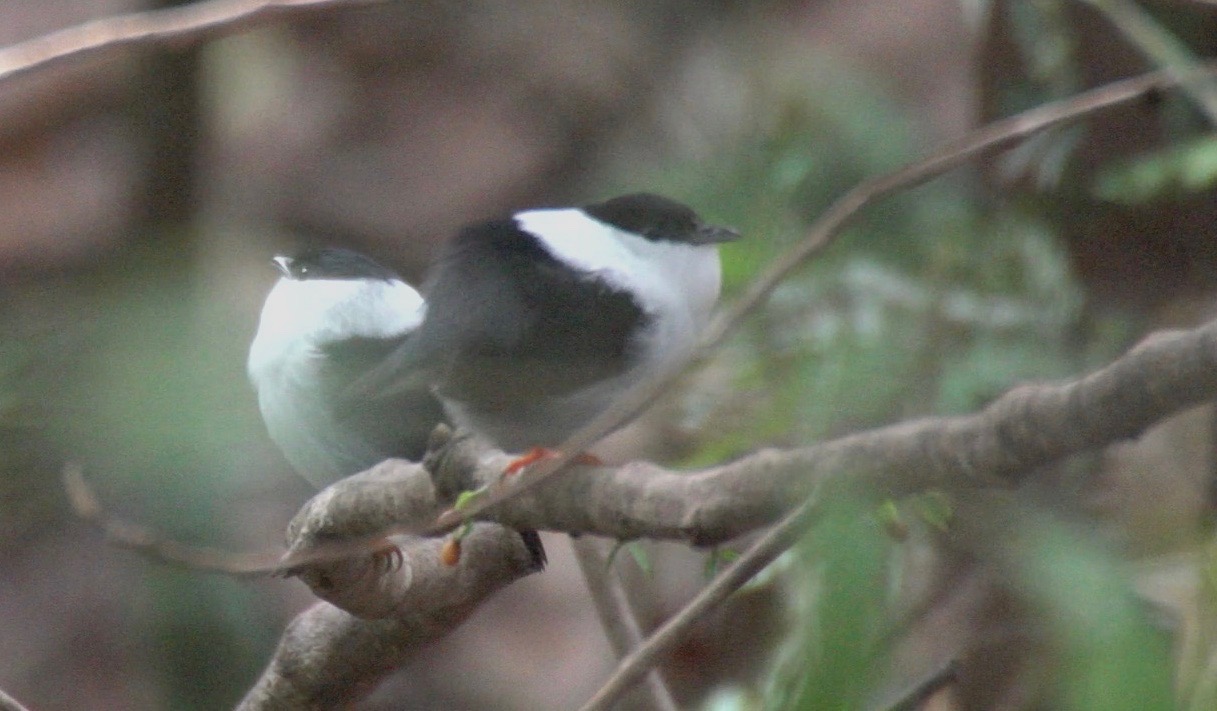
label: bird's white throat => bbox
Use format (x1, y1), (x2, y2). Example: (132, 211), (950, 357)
(514, 208), (723, 332)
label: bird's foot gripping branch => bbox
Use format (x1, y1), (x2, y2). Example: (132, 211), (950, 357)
(280, 452), (542, 621)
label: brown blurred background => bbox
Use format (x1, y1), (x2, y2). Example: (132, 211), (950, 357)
(2, 1), (1216, 709)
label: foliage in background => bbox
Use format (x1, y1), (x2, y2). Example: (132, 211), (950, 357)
(600, 49), (1132, 463)
(32, 257), (283, 707)
(0, 333), (26, 467)
(762, 497), (1176, 711)
(597, 35), (1194, 708)
(0, 327), (37, 540)
(7, 1), (1215, 707)
(1006, 506), (1175, 711)
(768, 498), (892, 710)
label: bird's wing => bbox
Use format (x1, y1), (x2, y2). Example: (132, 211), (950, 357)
(417, 221), (653, 406)
(321, 333), (448, 462)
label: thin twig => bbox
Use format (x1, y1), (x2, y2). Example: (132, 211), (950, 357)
(427, 66), (1182, 539)
(571, 537), (680, 711)
(63, 464), (280, 577)
(579, 498), (822, 711)
(0, 0), (384, 86)
(0, 687), (31, 711)
(877, 658), (959, 711)
(1083, 0), (1217, 126)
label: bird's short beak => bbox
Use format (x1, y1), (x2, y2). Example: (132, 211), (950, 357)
(272, 255), (293, 277)
(695, 224), (741, 244)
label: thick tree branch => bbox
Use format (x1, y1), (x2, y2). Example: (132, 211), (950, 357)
(68, 458), (540, 709)
(414, 323), (1217, 543)
(239, 462), (540, 709)
(236, 522), (531, 711)
(274, 316), (1217, 710)
(153, 244), (1217, 585)
(281, 460), (540, 619)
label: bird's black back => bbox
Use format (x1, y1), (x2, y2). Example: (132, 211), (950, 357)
(412, 219), (650, 410)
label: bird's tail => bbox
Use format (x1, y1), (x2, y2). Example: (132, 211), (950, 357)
(520, 529), (547, 571)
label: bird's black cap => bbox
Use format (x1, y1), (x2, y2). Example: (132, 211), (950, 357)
(582, 193), (740, 245)
(274, 247), (399, 282)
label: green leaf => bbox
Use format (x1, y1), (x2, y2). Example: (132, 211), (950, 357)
(704, 547), (742, 579)
(911, 491), (953, 533)
(1093, 135), (1217, 204)
(453, 487), (488, 511)
(606, 540), (653, 577)
(769, 497), (891, 710)
(1004, 509), (1176, 711)
(625, 541), (653, 577)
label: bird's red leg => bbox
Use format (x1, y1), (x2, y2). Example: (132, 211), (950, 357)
(503, 446), (602, 476)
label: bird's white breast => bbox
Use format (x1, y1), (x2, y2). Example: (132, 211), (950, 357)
(247, 276), (426, 485)
(248, 277), (425, 375)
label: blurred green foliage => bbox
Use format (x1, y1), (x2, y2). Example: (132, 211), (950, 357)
(0, 336), (27, 466)
(592, 40), (1190, 710)
(9, 2), (1213, 707)
(770, 498), (892, 710)
(46, 256), (265, 535)
(757, 499), (1175, 711)
(0, 329), (39, 539)
(601, 53), (1131, 468)
(3, 243), (283, 708)
(1008, 509), (1175, 711)
(1094, 134), (1217, 203)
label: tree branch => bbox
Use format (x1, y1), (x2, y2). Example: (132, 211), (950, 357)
(0, 0), (385, 87)
(236, 523), (531, 711)
(464, 322), (1217, 710)
(85, 313), (1217, 586)
(427, 66), (1187, 539)
(238, 462), (541, 708)
(269, 314), (1216, 710)
(878, 658), (959, 711)
(1083, 0), (1217, 126)
(415, 323), (1217, 543)
(0, 688), (31, 711)
(280, 460), (541, 618)
(63, 463), (276, 576)
(579, 495), (823, 711)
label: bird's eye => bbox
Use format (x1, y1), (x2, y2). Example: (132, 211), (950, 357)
(295, 265), (310, 278)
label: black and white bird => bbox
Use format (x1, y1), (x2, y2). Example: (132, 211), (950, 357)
(248, 247), (443, 485)
(387, 192), (738, 458)
(247, 247), (547, 568)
